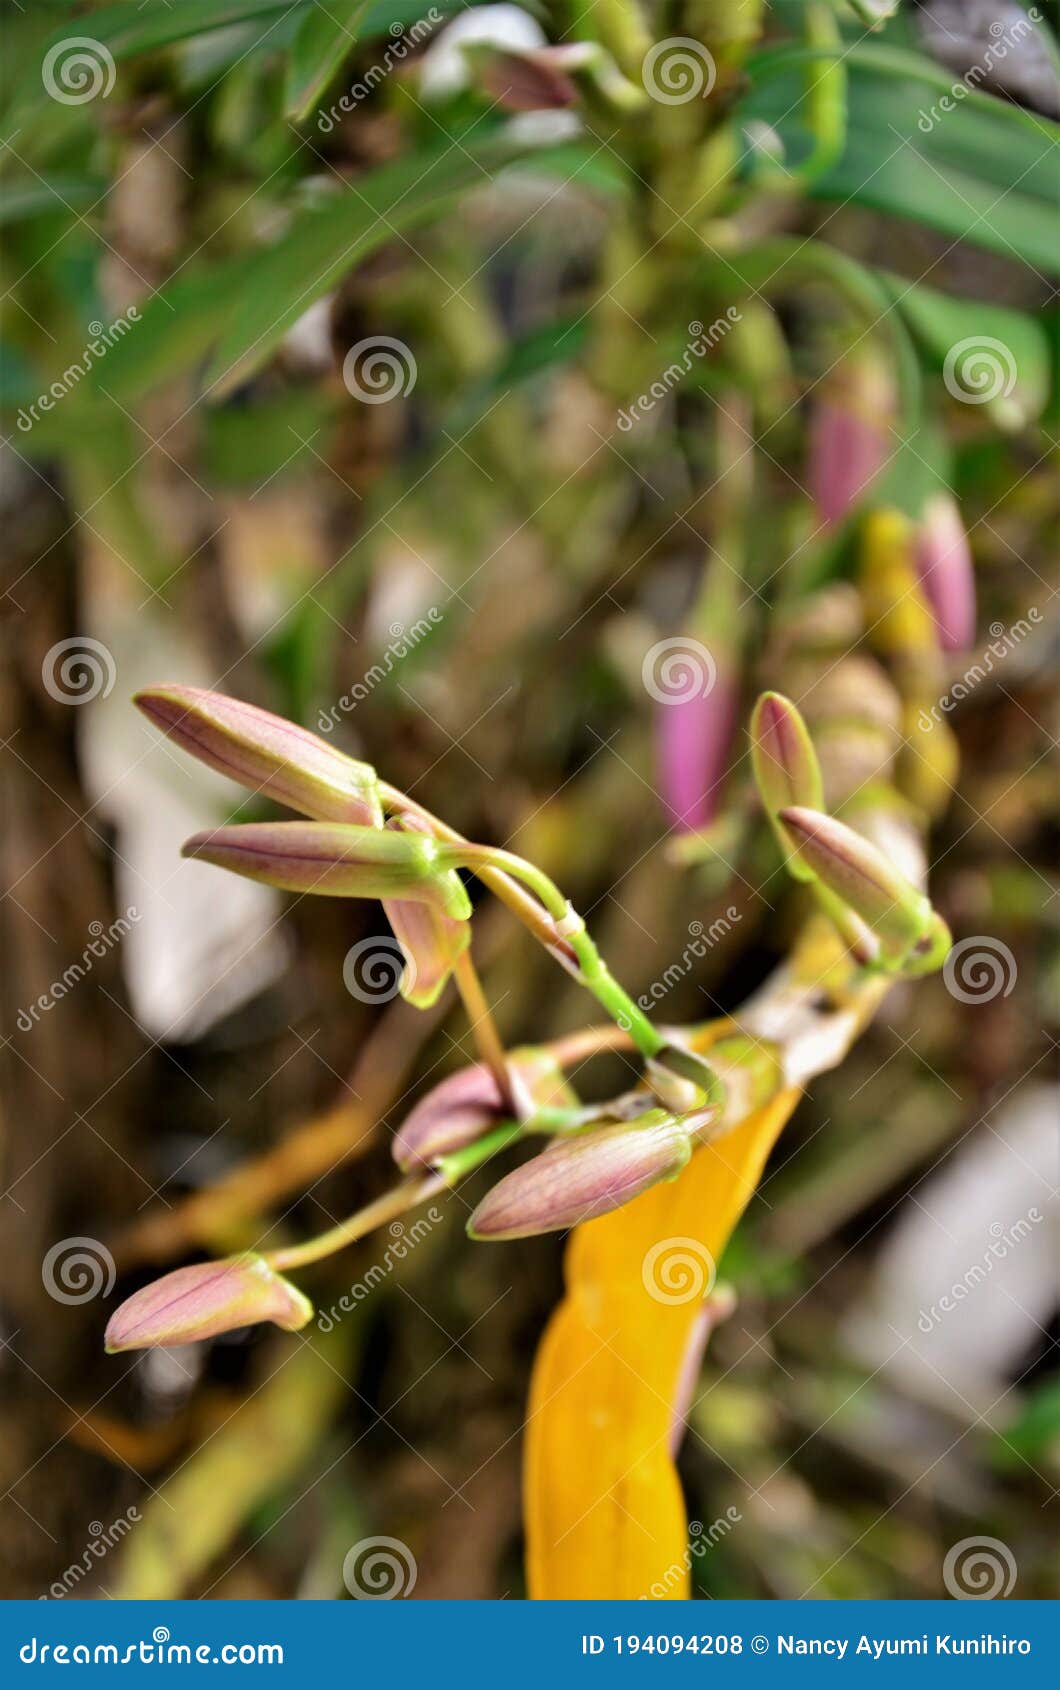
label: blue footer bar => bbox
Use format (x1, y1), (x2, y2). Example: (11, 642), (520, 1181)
(3, 1600), (1055, 1684)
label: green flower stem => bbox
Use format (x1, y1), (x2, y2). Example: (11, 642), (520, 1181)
(444, 842), (667, 1061)
(264, 1173), (444, 1273)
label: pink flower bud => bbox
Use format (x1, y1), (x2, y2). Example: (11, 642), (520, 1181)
(913, 492), (975, 652)
(749, 691), (823, 881)
(383, 813), (470, 1009)
(182, 821), (472, 919)
(468, 1112), (692, 1240)
(393, 1049), (573, 1171)
(104, 1255), (312, 1352)
(655, 676), (737, 832)
(807, 351), (893, 529)
(778, 805), (933, 954)
(135, 686), (382, 825)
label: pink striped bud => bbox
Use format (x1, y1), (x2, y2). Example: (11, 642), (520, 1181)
(807, 350), (893, 528)
(913, 492), (975, 652)
(135, 686), (381, 825)
(393, 1049), (573, 1172)
(468, 1111), (692, 1240)
(749, 692), (823, 881)
(182, 822), (472, 919)
(778, 805), (935, 959)
(383, 813), (470, 1009)
(104, 1255), (312, 1352)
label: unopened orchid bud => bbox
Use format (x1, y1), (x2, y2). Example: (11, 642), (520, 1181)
(473, 45), (579, 111)
(135, 686), (382, 825)
(393, 1049), (574, 1171)
(778, 805), (934, 961)
(182, 822), (473, 919)
(749, 692), (823, 881)
(104, 1255), (312, 1352)
(913, 492), (975, 652)
(807, 348), (893, 528)
(468, 1111), (692, 1240)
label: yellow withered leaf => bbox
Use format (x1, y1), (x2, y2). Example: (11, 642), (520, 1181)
(525, 1080), (801, 1598)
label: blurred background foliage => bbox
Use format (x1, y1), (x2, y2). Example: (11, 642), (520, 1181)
(1, 0), (1057, 1599)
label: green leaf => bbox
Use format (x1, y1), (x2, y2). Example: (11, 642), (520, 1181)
(0, 177), (102, 225)
(878, 273), (1051, 430)
(285, 0), (369, 122)
(740, 44), (1060, 272)
(204, 130), (530, 397)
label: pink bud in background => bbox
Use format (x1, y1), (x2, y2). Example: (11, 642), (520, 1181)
(655, 674), (737, 833)
(807, 349), (894, 528)
(913, 492), (976, 651)
(393, 1049), (573, 1171)
(104, 1255), (312, 1352)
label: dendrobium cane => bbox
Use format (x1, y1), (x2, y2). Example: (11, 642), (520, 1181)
(105, 679), (953, 1351)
